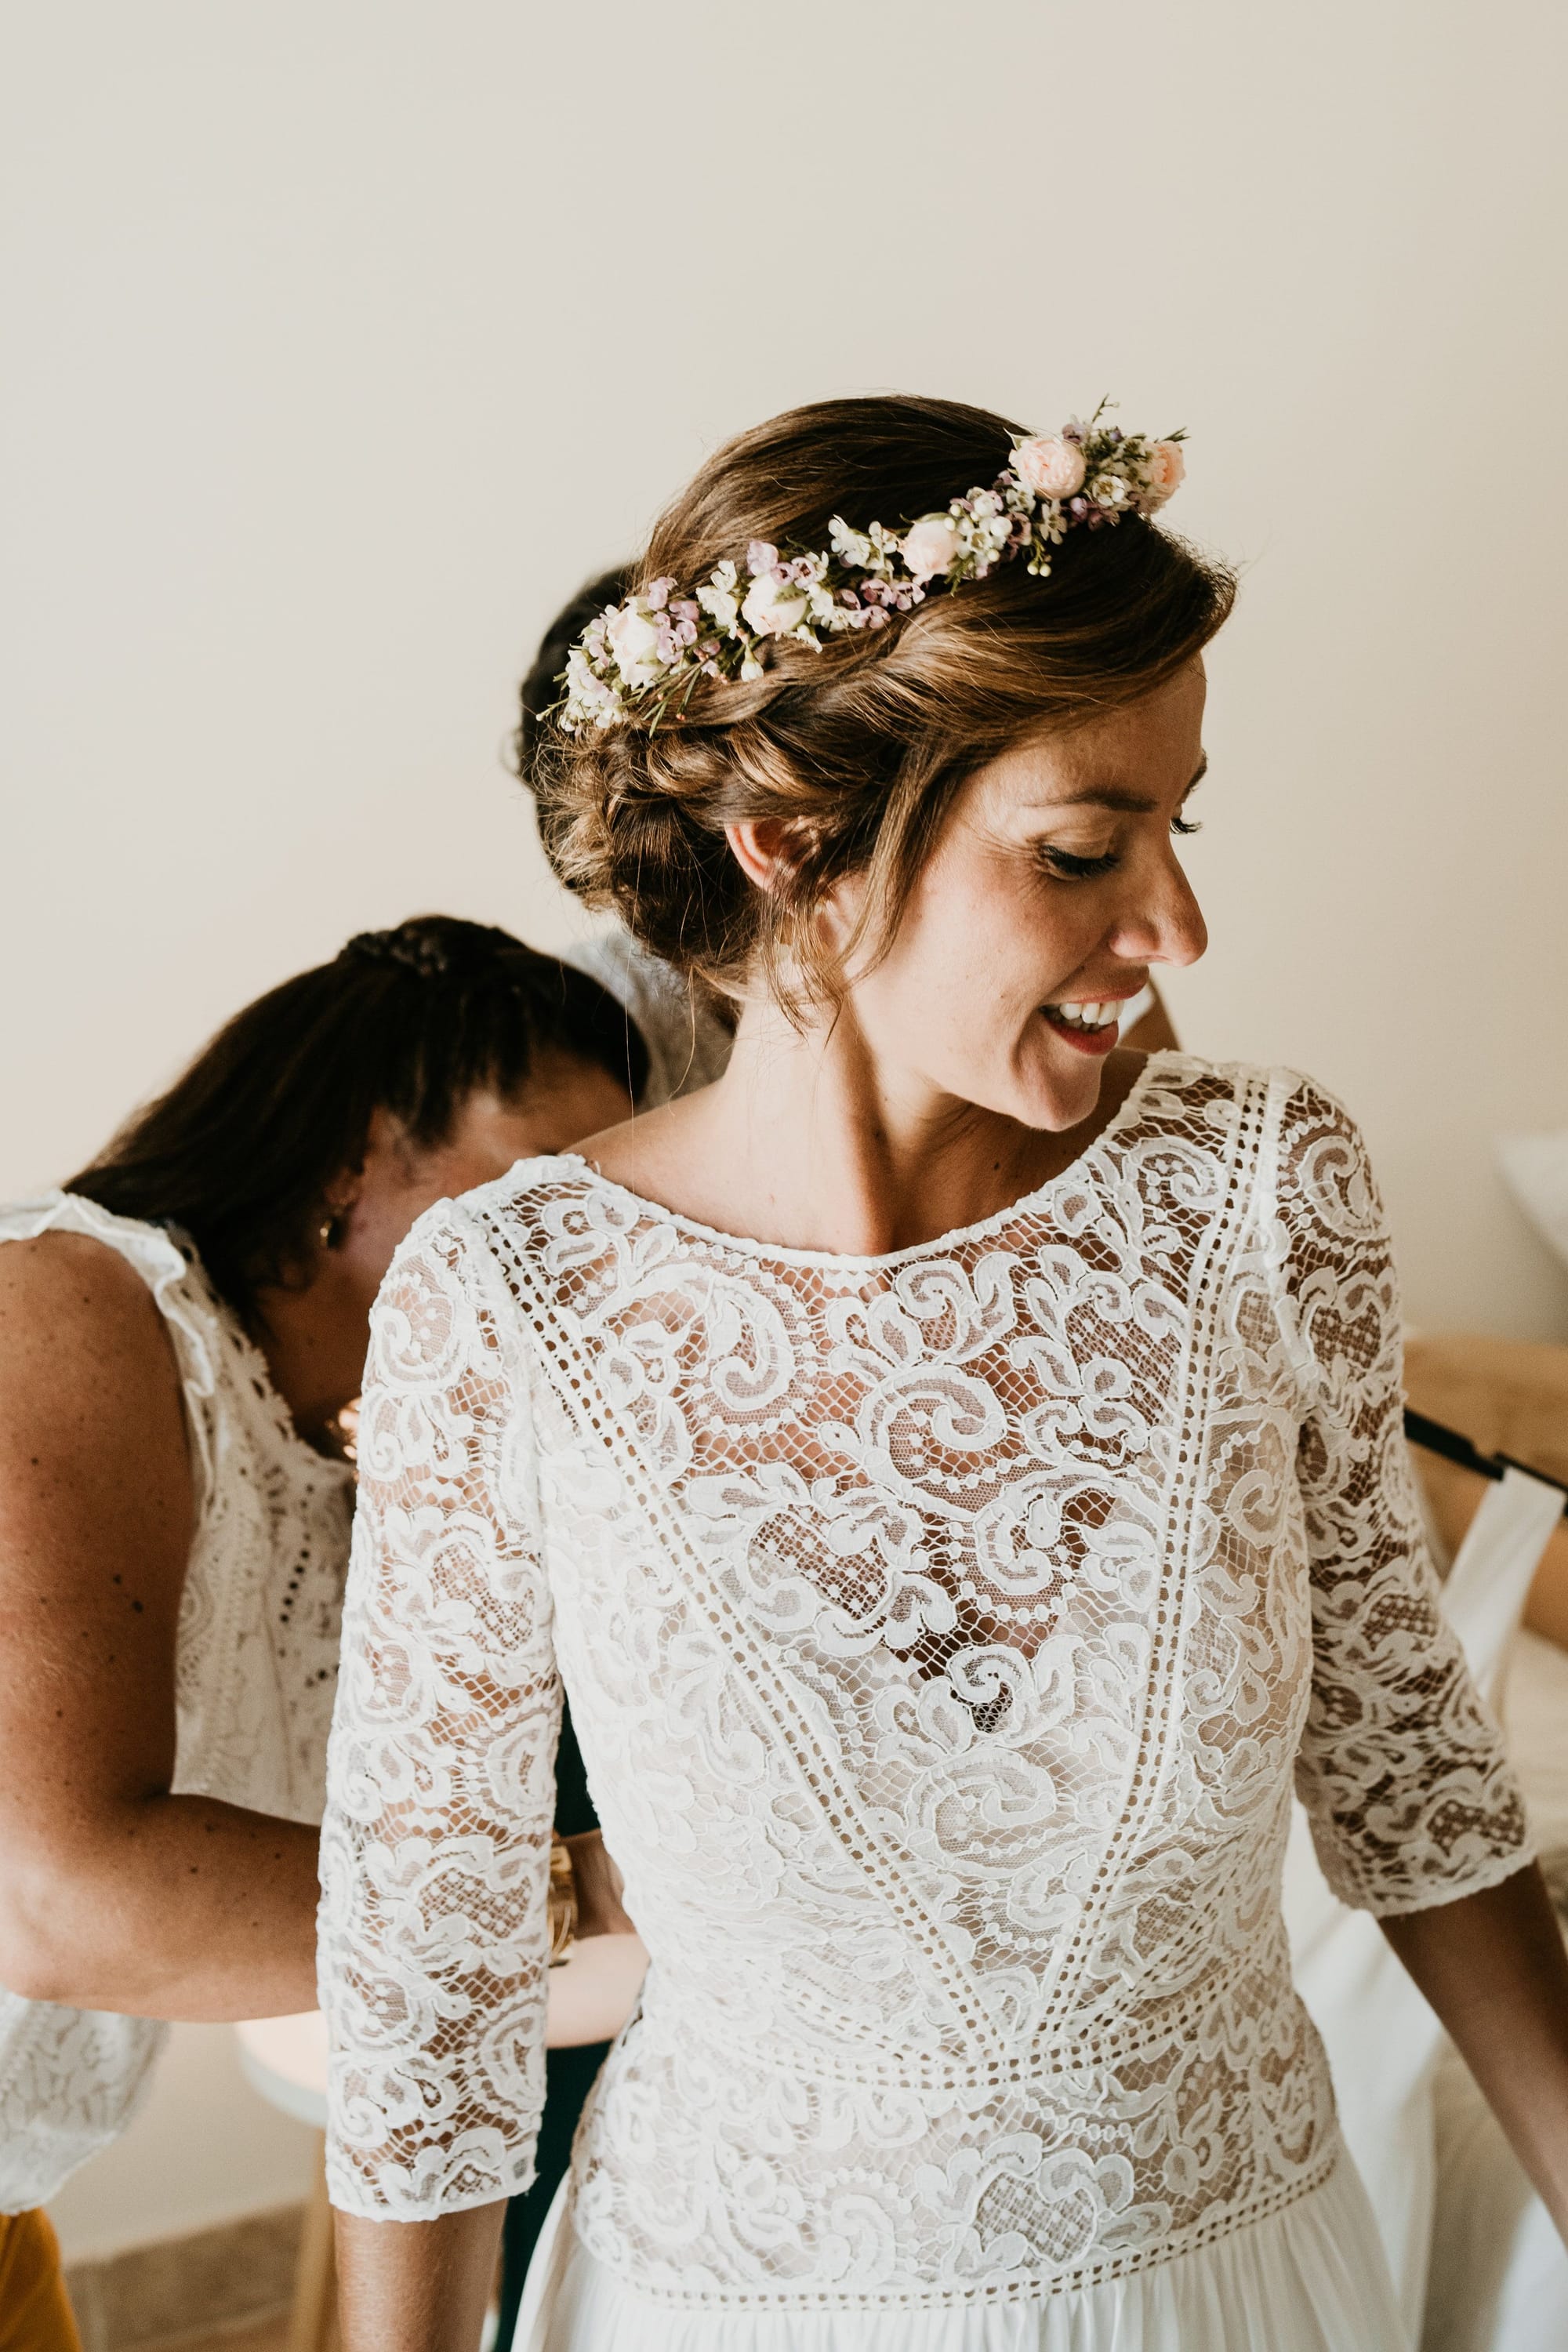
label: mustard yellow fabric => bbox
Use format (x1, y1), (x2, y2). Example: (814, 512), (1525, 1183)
(0, 2211), (82, 2352)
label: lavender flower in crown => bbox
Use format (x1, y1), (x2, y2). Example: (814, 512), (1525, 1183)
(554, 407), (1187, 735)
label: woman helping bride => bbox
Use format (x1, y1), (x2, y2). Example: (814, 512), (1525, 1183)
(320, 394), (1568, 2350)
(0, 917), (672, 2343)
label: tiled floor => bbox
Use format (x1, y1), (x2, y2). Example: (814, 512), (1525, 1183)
(63, 2204), (311, 2352)
(129, 2318), (294, 2352)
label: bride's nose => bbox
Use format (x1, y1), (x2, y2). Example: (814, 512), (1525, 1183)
(1110, 855), (1208, 972)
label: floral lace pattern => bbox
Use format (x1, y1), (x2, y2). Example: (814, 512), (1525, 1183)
(319, 1058), (1529, 2308)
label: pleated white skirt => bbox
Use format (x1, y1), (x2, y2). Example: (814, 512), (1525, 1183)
(517, 2153), (1408, 2352)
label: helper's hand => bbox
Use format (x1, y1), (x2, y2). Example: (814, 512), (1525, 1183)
(564, 1828), (634, 1939)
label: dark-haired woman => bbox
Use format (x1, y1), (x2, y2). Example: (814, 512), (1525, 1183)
(325, 401), (1568, 2352)
(0, 916), (713, 2336)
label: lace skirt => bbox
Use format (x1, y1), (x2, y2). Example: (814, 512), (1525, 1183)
(515, 2151), (1406, 2352)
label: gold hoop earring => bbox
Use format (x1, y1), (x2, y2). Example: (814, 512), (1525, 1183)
(318, 1214), (343, 1251)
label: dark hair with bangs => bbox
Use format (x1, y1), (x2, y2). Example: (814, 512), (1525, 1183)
(65, 915), (647, 1328)
(524, 394), (1235, 1005)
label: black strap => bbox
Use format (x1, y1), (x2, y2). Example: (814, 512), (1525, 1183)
(1403, 1406), (1568, 1519)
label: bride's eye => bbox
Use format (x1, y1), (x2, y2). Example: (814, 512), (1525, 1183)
(1171, 813), (1202, 837)
(1036, 845), (1120, 880)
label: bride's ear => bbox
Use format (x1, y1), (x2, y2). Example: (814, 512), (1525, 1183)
(724, 818), (805, 893)
(725, 816), (862, 967)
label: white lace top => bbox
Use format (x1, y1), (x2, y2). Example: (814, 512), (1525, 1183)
(0, 1194), (354, 2211)
(318, 1055), (1530, 2311)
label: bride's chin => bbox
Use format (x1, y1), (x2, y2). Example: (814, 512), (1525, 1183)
(1015, 1056), (1105, 1132)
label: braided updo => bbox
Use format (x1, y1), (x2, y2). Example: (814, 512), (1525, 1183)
(522, 395), (1235, 1004)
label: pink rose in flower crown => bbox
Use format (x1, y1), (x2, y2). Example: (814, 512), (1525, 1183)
(1142, 441), (1186, 506)
(902, 515), (961, 583)
(1011, 436), (1087, 500)
(740, 572), (811, 638)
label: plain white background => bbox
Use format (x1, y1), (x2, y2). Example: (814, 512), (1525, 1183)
(4, 0), (1566, 2255)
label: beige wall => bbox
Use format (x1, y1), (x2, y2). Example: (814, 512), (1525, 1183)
(5, 2), (1566, 1336)
(47, 2025), (316, 2263)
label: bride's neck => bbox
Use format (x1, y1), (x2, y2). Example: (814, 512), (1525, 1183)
(691, 994), (1053, 1258)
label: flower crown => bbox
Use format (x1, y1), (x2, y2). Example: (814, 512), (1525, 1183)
(554, 406), (1186, 735)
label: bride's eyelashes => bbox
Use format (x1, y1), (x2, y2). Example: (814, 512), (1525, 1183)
(1035, 844), (1120, 881)
(1033, 812), (1203, 883)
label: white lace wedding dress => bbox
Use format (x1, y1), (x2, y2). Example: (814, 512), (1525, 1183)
(319, 1054), (1530, 2349)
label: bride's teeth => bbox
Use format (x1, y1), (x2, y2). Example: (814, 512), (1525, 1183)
(1047, 997), (1122, 1033)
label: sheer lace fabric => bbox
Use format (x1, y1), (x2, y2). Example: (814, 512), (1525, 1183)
(319, 1057), (1528, 2314)
(0, 1193), (353, 2210)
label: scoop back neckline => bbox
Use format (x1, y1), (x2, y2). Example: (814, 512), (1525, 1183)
(532, 1050), (1175, 1276)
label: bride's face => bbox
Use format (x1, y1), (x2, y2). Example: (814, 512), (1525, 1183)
(835, 659), (1210, 1133)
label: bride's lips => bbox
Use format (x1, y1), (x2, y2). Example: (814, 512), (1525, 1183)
(1040, 1005), (1124, 1058)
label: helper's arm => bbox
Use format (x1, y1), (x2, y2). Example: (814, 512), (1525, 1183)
(0, 1231), (321, 2020)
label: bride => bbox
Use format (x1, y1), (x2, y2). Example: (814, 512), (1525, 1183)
(320, 396), (1568, 2350)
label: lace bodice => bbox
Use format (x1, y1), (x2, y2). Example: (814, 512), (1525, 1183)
(319, 1056), (1529, 2309)
(0, 1193), (353, 2210)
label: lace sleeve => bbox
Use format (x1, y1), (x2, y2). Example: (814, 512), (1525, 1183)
(1278, 1078), (1532, 1916)
(318, 1206), (558, 2219)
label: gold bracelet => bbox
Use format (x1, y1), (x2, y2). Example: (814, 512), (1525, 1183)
(546, 1836), (578, 1969)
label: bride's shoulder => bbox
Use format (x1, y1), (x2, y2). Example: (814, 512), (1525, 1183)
(451, 1152), (608, 1229)
(447, 1143), (674, 1270)
(1129, 1051), (1367, 1155)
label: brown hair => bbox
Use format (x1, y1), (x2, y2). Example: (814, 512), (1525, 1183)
(66, 916), (648, 1329)
(525, 395), (1234, 1004)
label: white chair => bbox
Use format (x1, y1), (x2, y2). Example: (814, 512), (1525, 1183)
(234, 2013), (332, 2352)
(234, 1940), (648, 2352)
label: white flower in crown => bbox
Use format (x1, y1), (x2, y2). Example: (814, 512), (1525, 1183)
(829, 517), (874, 570)
(603, 603), (666, 686)
(741, 543), (813, 638)
(562, 644), (620, 728)
(603, 577), (684, 688)
(902, 515), (962, 583)
(742, 577), (811, 637)
(696, 558), (742, 635)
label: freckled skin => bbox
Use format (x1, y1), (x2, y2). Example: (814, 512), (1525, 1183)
(0, 1232), (274, 2016)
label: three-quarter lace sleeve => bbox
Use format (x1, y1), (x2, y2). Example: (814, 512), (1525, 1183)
(1279, 1079), (1531, 1915)
(318, 1206), (558, 2219)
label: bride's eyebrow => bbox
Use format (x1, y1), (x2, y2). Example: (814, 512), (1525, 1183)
(1029, 755), (1209, 817)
